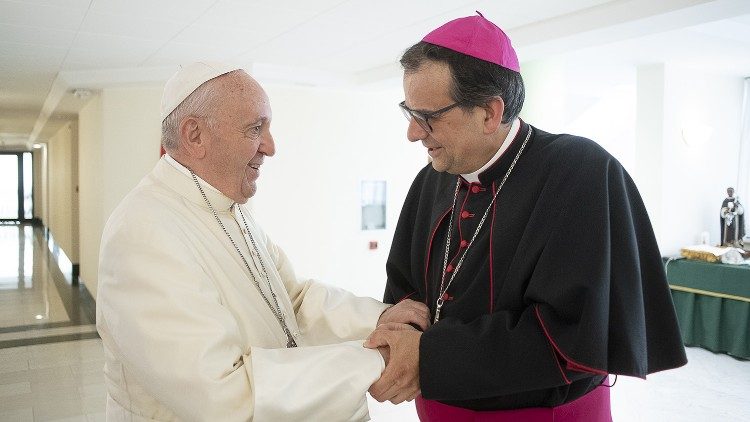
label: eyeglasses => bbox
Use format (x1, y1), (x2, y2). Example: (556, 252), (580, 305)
(398, 100), (462, 132)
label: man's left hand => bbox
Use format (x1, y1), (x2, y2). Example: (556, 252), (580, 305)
(364, 324), (422, 404)
(377, 299), (430, 331)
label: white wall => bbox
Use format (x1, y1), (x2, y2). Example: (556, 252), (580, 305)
(78, 86), (162, 296)
(46, 121), (79, 263)
(78, 95), (103, 296)
(635, 64), (666, 236)
(99, 86), (163, 221)
(32, 145), (47, 225)
(657, 65), (745, 254)
(521, 59), (637, 168)
(253, 84), (425, 299)
(521, 58), (746, 256)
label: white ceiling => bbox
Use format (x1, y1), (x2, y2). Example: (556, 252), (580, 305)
(1, 0), (749, 149)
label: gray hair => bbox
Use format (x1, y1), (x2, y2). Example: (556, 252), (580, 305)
(161, 72), (232, 151)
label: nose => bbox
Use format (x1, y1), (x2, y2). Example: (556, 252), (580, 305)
(259, 131), (275, 157)
(406, 118), (428, 143)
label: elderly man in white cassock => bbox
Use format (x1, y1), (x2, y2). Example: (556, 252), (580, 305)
(96, 62), (429, 421)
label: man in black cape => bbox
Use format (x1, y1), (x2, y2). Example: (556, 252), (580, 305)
(364, 12), (687, 422)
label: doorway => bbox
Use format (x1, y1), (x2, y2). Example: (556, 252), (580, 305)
(0, 152), (33, 222)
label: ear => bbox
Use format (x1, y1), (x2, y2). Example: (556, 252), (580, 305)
(178, 116), (207, 159)
(481, 97), (505, 135)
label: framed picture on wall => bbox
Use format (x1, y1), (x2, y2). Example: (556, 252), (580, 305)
(361, 180), (386, 230)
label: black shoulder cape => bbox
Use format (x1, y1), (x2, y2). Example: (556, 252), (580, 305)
(384, 121), (687, 410)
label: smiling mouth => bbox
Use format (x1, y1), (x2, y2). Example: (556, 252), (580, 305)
(248, 163), (261, 170)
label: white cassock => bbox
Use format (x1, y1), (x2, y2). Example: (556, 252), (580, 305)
(97, 156), (389, 421)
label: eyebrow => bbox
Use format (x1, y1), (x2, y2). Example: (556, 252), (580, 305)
(405, 103), (438, 115)
(243, 118), (266, 130)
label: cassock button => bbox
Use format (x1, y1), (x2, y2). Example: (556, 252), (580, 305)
(471, 185), (481, 194)
(460, 239), (468, 248)
(446, 264), (454, 273)
(461, 210), (471, 219)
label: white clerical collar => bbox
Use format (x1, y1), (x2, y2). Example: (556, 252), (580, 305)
(164, 153), (226, 198)
(461, 118), (520, 184)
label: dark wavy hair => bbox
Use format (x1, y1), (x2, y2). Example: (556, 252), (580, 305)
(400, 42), (524, 124)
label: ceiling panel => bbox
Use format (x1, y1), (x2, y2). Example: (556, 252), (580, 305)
(324, 0), (481, 31)
(66, 32), (162, 66)
(0, 42), (67, 63)
(90, 0), (216, 23)
(225, 0), (350, 14)
(0, 71), (58, 109)
(79, 11), (186, 41)
(0, 23), (77, 48)
(0, 93), (49, 111)
(309, 7), (533, 73)
(0, 108), (40, 133)
(172, 24), (278, 55)
(475, 0), (615, 21)
(7, 0), (91, 9)
(0, 0), (88, 31)
(243, 12), (396, 67)
(195, 1), (315, 37)
(142, 42), (244, 67)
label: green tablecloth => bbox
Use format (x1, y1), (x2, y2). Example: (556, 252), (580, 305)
(664, 258), (750, 359)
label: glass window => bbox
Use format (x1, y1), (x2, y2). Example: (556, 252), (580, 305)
(0, 155), (19, 219)
(23, 152), (33, 219)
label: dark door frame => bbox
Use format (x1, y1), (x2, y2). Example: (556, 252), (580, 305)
(0, 152), (33, 222)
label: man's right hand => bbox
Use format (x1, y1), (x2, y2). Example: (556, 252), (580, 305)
(365, 324), (422, 404)
(377, 346), (390, 366)
(377, 299), (430, 331)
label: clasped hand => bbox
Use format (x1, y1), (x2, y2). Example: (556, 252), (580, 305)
(366, 298), (428, 404)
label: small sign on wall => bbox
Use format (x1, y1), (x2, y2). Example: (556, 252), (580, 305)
(361, 180), (386, 230)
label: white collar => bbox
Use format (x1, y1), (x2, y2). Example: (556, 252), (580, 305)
(461, 118), (520, 184)
(164, 153), (227, 198)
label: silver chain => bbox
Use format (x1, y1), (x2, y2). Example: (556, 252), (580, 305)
(189, 170), (297, 348)
(434, 126), (533, 323)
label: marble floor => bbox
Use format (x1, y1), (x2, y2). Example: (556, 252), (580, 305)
(0, 223), (748, 421)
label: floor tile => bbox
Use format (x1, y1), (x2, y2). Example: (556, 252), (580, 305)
(0, 356), (29, 373)
(85, 412), (105, 422)
(32, 397), (86, 421)
(0, 407), (33, 422)
(0, 380), (31, 397)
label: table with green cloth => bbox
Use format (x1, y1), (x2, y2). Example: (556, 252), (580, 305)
(664, 257), (750, 359)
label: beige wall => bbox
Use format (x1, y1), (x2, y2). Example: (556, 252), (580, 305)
(32, 145), (47, 224)
(77, 86), (162, 297)
(78, 95), (103, 296)
(46, 122), (79, 263)
(100, 87), (163, 221)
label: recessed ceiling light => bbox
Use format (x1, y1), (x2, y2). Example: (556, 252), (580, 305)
(72, 88), (92, 99)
